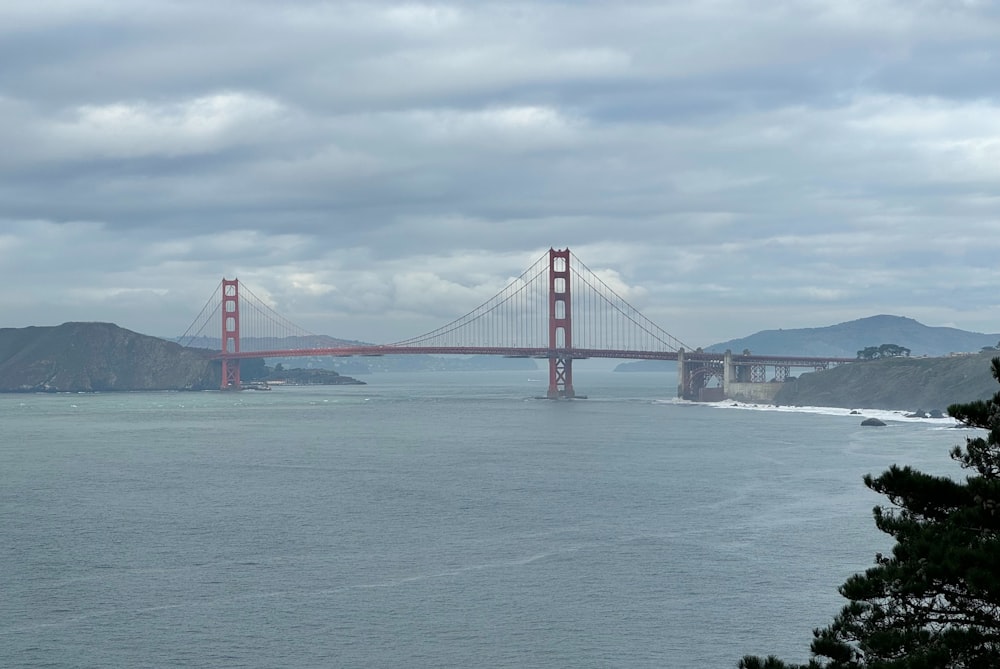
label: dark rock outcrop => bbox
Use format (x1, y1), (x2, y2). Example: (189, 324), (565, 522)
(0, 322), (217, 392)
(269, 367), (365, 385)
(861, 418), (887, 427)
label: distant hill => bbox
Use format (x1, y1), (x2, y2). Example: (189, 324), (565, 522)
(322, 354), (536, 374)
(180, 335), (537, 373)
(705, 315), (1000, 357)
(0, 323), (217, 392)
(180, 334), (367, 351)
(615, 315), (1000, 371)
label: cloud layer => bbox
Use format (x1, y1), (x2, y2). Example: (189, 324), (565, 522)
(3, 0), (1000, 345)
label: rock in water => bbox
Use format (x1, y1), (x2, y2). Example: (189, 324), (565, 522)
(861, 417), (887, 427)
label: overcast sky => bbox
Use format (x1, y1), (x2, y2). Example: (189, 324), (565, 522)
(3, 0), (1000, 347)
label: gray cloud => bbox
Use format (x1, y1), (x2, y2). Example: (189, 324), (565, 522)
(2, 0), (1000, 346)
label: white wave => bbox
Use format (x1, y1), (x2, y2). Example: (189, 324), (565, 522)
(655, 396), (965, 426)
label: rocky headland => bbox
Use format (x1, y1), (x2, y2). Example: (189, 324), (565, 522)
(0, 322), (218, 392)
(0, 322), (371, 393)
(774, 352), (999, 412)
(617, 314), (1000, 412)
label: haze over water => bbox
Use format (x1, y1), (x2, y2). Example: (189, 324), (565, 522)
(2, 371), (964, 667)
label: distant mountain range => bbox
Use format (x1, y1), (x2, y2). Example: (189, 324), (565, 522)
(706, 315), (1000, 357)
(615, 315), (1000, 371)
(178, 334), (536, 373)
(179, 334), (368, 351)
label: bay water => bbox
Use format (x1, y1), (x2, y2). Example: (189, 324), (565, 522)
(1, 371), (968, 667)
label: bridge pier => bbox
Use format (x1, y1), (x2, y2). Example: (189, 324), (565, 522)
(547, 356), (575, 398)
(722, 349), (733, 397)
(221, 358), (241, 390)
(677, 349), (685, 398)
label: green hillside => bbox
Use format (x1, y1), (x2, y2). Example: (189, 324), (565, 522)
(774, 352), (998, 411)
(0, 322), (217, 391)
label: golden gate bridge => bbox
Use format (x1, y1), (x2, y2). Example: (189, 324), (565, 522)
(179, 248), (854, 399)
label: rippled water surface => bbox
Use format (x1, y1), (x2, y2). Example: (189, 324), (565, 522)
(1, 371), (966, 667)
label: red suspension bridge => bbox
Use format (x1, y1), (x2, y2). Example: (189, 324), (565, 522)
(179, 248), (854, 399)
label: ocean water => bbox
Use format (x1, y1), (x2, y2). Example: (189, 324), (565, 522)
(1, 371), (970, 668)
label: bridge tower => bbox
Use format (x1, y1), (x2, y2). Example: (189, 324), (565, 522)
(221, 278), (241, 390)
(547, 248), (575, 398)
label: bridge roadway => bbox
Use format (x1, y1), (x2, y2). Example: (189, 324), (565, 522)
(213, 345), (856, 367)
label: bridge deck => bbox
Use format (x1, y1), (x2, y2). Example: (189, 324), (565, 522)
(211, 346), (856, 367)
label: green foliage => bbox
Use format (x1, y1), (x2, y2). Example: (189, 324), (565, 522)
(239, 358), (268, 381)
(740, 357), (1000, 669)
(857, 344), (912, 360)
(857, 345), (880, 360)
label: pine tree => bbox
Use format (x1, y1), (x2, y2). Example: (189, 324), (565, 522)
(740, 358), (1000, 669)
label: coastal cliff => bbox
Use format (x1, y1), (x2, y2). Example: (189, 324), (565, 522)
(773, 352), (999, 411)
(0, 322), (217, 392)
